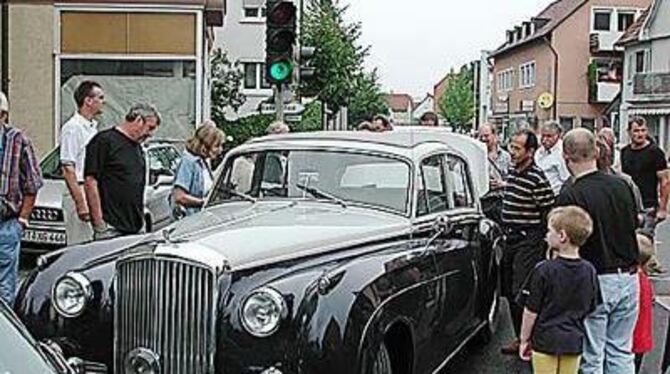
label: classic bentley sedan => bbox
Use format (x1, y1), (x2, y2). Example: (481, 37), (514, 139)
(15, 128), (503, 374)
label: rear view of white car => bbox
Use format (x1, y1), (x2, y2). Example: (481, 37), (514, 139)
(22, 141), (182, 253)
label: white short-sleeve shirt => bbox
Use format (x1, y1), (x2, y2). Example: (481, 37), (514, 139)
(60, 113), (98, 182)
(534, 140), (570, 196)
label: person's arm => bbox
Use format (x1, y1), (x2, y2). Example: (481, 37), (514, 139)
(656, 169), (670, 221)
(18, 136), (43, 227)
(62, 164), (89, 221)
(172, 186), (204, 208)
(519, 307), (538, 361)
(84, 176), (104, 229)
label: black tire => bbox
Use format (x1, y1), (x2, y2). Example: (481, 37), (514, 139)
(370, 342), (393, 374)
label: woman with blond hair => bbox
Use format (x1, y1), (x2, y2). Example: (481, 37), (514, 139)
(171, 121), (225, 218)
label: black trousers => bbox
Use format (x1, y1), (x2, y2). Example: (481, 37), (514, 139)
(501, 228), (546, 339)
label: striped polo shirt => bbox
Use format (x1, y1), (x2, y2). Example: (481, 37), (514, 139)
(502, 162), (555, 228)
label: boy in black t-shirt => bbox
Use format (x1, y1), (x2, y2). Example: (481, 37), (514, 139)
(519, 206), (600, 374)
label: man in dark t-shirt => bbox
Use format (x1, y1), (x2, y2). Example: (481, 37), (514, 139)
(556, 128), (639, 374)
(621, 116), (670, 233)
(84, 104), (161, 240)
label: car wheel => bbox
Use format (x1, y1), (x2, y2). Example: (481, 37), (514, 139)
(370, 342), (393, 374)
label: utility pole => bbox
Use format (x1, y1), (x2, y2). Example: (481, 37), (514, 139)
(275, 84), (285, 122)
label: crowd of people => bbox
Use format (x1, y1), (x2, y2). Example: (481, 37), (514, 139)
(0, 79), (667, 373)
(477, 118), (668, 374)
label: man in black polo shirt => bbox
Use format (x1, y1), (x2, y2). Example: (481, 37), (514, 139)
(557, 128), (639, 374)
(500, 128), (555, 354)
(621, 116), (670, 235)
(84, 103), (161, 240)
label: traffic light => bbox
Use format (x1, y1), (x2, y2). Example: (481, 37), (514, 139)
(298, 46), (316, 82)
(265, 0), (297, 85)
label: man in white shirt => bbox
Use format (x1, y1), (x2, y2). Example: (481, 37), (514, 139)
(60, 81), (104, 244)
(534, 120), (570, 196)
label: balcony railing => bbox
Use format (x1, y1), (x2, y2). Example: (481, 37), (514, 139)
(590, 32), (624, 52)
(633, 72), (670, 96)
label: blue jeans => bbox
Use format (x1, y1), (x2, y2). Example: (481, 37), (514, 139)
(0, 219), (21, 306)
(580, 273), (639, 374)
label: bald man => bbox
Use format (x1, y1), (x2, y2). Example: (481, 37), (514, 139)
(556, 128), (639, 374)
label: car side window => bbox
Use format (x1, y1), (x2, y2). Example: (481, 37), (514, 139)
(417, 154), (450, 216)
(446, 155), (474, 208)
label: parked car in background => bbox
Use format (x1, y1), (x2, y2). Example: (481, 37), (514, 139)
(22, 141), (182, 252)
(15, 128), (503, 374)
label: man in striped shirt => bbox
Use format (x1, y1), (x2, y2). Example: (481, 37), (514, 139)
(500, 128), (555, 355)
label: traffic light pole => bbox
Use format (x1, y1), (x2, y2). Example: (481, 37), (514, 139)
(274, 84), (285, 122)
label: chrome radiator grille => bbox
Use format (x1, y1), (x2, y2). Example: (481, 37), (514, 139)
(114, 257), (218, 373)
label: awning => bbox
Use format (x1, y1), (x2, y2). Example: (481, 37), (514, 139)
(629, 105), (670, 116)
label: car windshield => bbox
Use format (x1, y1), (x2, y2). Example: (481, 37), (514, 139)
(40, 147), (63, 180)
(209, 150), (411, 214)
(0, 305), (57, 373)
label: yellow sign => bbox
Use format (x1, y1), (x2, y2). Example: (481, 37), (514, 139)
(537, 92), (554, 110)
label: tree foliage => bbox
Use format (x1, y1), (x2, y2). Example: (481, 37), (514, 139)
(347, 70), (388, 127)
(438, 65), (474, 133)
(210, 48), (246, 124)
(301, 0), (385, 123)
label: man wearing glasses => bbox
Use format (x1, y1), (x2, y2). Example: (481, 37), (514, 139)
(60, 81), (104, 245)
(84, 104), (161, 241)
(535, 121), (570, 196)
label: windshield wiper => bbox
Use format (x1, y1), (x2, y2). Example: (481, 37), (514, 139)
(222, 186), (257, 204)
(296, 183), (347, 208)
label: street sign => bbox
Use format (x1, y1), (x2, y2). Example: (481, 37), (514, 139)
(284, 114), (302, 123)
(260, 102), (305, 115)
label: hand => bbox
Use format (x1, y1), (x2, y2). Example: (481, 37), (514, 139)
(18, 217), (29, 229)
(656, 208), (667, 222)
(490, 179), (506, 189)
(76, 207), (91, 222)
(519, 340), (532, 362)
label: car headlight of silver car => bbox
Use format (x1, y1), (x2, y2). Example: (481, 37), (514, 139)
(240, 287), (287, 337)
(52, 272), (93, 318)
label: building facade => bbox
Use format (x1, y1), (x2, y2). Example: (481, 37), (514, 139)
(411, 94), (435, 123)
(4, 0), (223, 157)
(384, 93), (413, 126)
(618, 0), (670, 150)
(490, 0), (649, 138)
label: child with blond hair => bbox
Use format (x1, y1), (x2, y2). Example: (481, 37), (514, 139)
(519, 206), (601, 374)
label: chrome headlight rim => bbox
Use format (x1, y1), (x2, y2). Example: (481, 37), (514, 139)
(51, 272), (93, 318)
(240, 287), (287, 338)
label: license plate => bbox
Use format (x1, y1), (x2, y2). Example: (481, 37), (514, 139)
(22, 228), (66, 245)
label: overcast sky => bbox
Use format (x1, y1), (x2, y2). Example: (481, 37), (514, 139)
(342, 0), (554, 98)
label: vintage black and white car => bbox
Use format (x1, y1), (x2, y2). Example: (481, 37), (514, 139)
(16, 128), (503, 374)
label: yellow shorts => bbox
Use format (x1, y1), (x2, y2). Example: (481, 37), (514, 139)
(532, 351), (581, 374)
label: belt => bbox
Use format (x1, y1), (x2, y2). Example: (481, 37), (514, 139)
(601, 264), (637, 275)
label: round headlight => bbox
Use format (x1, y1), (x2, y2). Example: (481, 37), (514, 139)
(52, 272), (92, 318)
(240, 287), (287, 337)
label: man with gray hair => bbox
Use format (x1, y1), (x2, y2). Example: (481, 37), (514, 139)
(556, 128), (639, 373)
(84, 104), (161, 240)
(535, 120), (570, 195)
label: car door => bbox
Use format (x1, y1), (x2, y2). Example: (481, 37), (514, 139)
(417, 153), (479, 367)
(144, 145), (181, 230)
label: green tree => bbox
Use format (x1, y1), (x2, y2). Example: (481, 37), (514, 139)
(438, 65), (474, 133)
(347, 70), (388, 127)
(301, 0), (368, 116)
(210, 48), (246, 124)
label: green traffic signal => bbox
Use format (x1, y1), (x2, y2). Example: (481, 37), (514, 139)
(269, 60), (293, 82)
